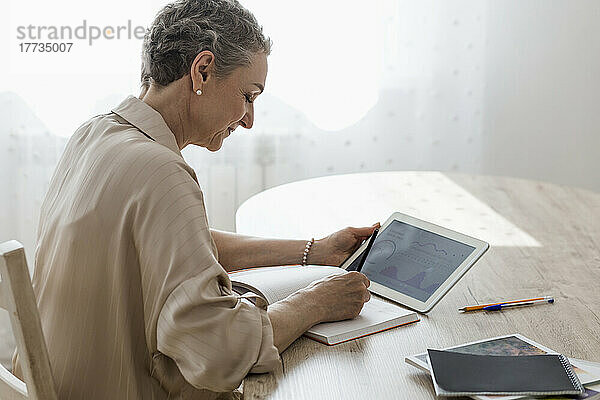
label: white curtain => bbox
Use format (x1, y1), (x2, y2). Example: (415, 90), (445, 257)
(184, 0), (489, 230)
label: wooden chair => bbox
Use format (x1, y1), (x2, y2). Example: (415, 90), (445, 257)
(0, 241), (57, 400)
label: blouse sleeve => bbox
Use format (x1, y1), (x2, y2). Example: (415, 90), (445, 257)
(131, 150), (280, 392)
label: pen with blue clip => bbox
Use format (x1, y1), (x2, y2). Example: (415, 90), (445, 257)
(483, 296), (554, 311)
(459, 296), (554, 312)
(355, 228), (379, 273)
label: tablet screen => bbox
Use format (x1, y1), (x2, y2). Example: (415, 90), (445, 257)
(347, 220), (476, 302)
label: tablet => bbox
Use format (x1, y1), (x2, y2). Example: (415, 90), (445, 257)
(341, 212), (489, 313)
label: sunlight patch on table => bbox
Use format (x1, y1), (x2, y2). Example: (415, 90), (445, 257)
(236, 172), (540, 247)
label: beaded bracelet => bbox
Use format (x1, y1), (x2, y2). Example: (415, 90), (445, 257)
(302, 238), (315, 266)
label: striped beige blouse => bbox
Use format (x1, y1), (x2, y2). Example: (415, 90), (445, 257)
(13, 96), (280, 399)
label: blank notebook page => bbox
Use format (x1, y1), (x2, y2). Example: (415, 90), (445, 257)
(230, 265), (344, 304)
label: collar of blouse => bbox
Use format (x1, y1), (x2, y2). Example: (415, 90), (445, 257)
(112, 95), (182, 157)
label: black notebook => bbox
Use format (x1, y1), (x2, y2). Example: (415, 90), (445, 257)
(427, 349), (585, 397)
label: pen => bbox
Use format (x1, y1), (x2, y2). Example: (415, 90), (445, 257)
(459, 296), (554, 312)
(483, 297), (555, 311)
(355, 228), (379, 273)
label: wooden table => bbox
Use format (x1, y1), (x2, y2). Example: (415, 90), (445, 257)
(236, 171), (600, 399)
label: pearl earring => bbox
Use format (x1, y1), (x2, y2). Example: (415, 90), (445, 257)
(196, 89), (202, 96)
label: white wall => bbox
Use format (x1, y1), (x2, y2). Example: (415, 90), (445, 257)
(481, 0), (600, 190)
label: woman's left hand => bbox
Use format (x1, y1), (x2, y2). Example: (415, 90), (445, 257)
(312, 222), (380, 266)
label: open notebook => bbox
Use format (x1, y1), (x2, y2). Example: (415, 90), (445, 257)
(229, 265), (419, 345)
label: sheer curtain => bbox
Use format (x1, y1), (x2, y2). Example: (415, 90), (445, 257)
(1, 0), (599, 366)
(184, 0), (489, 230)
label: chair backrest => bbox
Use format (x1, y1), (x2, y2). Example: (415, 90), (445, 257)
(0, 240), (57, 400)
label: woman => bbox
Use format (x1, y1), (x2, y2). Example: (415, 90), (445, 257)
(14, 0), (376, 399)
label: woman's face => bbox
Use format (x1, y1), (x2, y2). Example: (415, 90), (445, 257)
(189, 52), (268, 151)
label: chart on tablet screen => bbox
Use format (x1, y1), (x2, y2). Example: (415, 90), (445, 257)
(347, 220), (475, 302)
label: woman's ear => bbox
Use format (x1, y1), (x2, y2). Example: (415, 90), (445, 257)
(190, 50), (215, 91)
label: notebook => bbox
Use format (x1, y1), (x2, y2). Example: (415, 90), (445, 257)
(427, 349), (585, 397)
(405, 334), (600, 400)
(229, 265), (419, 345)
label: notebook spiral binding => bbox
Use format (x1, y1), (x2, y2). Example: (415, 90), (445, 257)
(559, 354), (584, 392)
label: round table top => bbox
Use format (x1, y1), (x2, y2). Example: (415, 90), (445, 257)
(237, 171), (600, 400)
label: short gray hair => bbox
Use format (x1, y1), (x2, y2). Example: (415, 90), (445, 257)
(141, 0), (272, 89)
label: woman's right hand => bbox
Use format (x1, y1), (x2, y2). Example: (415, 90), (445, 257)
(302, 271), (371, 323)
(268, 271), (371, 352)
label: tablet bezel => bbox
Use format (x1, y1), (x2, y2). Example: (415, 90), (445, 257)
(340, 212), (489, 313)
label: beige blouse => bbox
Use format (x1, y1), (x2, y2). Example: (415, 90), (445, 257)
(13, 96), (280, 399)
